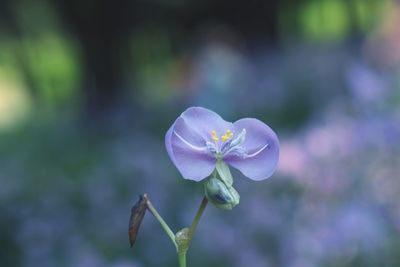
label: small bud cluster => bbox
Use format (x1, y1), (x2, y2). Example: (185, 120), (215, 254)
(204, 161), (240, 210)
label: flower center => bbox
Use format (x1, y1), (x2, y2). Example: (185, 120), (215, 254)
(206, 128), (247, 159)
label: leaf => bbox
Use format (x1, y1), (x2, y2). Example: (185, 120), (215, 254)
(129, 193), (148, 247)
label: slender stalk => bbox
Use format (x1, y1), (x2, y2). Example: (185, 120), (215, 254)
(142, 194), (208, 267)
(176, 196), (208, 267)
(178, 252), (187, 267)
(144, 196), (178, 250)
(188, 196), (208, 240)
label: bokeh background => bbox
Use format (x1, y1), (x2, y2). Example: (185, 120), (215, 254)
(1, 0), (400, 266)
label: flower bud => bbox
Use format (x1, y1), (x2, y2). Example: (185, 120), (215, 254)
(175, 227), (190, 253)
(205, 177), (240, 210)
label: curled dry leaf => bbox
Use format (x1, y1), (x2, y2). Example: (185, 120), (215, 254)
(129, 193), (148, 247)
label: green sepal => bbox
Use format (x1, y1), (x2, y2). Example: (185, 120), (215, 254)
(215, 160), (233, 187)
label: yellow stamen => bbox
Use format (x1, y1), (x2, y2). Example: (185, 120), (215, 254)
(211, 129), (234, 142)
(211, 130), (219, 141)
(221, 135), (229, 141)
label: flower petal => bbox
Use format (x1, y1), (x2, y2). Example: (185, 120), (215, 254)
(165, 124), (175, 164)
(166, 117), (216, 181)
(224, 118), (279, 181)
(180, 107), (233, 141)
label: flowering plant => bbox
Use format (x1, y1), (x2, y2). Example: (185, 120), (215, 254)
(129, 107), (279, 266)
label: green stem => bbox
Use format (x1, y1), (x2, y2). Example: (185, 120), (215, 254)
(178, 251), (187, 267)
(188, 196), (208, 240)
(145, 196), (178, 250)
(176, 196), (208, 267)
(144, 195), (208, 267)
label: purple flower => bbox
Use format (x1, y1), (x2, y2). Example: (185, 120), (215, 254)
(165, 107), (279, 181)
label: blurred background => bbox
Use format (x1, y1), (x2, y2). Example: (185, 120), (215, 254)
(1, 0), (400, 266)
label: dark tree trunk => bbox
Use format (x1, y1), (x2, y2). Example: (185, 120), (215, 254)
(52, 0), (133, 122)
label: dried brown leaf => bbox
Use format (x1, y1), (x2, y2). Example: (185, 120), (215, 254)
(128, 193), (148, 247)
